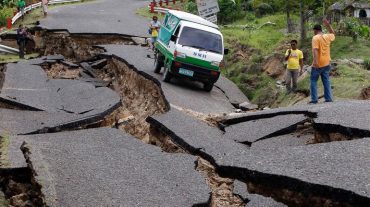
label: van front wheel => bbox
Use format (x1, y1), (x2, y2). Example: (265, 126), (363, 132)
(154, 53), (164, 73)
(203, 82), (214, 92)
(163, 65), (172, 82)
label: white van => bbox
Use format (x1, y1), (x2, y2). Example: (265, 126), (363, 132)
(154, 10), (228, 91)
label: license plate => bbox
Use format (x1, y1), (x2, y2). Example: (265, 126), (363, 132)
(179, 68), (194, 77)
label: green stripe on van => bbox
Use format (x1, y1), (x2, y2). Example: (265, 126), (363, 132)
(155, 42), (174, 60)
(155, 42), (219, 71)
(176, 56), (219, 71)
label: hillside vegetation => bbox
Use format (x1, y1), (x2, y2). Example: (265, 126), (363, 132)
(221, 12), (370, 107)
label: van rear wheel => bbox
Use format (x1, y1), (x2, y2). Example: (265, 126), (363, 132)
(163, 65), (172, 82)
(154, 53), (164, 73)
(203, 82), (214, 92)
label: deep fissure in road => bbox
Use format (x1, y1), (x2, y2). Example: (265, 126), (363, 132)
(39, 31), (249, 206)
(0, 134), (45, 207)
(40, 31), (134, 61)
(0, 169), (45, 207)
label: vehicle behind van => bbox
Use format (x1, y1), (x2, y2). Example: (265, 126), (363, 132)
(154, 10), (227, 92)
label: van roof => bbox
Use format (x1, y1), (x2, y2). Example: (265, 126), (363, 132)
(180, 21), (222, 36)
(168, 10), (219, 29)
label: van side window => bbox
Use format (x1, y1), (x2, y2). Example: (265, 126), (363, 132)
(174, 25), (181, 36)
(166, 15), (179, 31)
(163, 14), (169, 26)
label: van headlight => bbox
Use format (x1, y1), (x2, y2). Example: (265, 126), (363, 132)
(174, 50), (186, 58)
(211, 61), (220, 66)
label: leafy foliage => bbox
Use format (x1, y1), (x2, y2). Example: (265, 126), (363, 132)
(339, 17), (369, 41)
(255, 3), (273, 16)
(0, 6), (14, 27)
(218, 0), (245, 24)
(184, 0), (197, 14)
(364, 58), (370, 70)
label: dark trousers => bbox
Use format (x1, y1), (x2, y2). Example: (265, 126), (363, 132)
(19, 40), (26, 59)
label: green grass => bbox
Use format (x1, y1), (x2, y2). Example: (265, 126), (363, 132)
(0, 53), (39, 63)
(299, 64), (370, 100)
(331, 36), (370, 60)
(275, 63), (370, 107)
(331, 64), (370, 99)
(221, 14), (295, 56)
(0, 132), (10, 167)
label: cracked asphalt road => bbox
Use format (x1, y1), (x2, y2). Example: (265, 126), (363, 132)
(41, 0), (248, 114)
(41, 0), (149, 37)
(2, 0), (370, 206)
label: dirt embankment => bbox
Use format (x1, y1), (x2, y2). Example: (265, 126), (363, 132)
(39, 31), (133, 61)
(96, 57), (170, 142)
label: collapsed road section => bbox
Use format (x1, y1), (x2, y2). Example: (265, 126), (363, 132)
(147, 101), (370, 207)
(0, 30), (231, 206)
(1, 29), (370, 206)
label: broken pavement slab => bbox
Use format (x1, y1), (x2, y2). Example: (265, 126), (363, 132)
(80, 62), (98, 78)
(0, 102), (119, 136)
(60, 60), (79, 68)
(250, 133), (313, 150)
(233, 180), (287, 207)
(147, 107), (370, 206)
(214, 76), (250, 108)
(223, 100), (370, 138)
(0, 60), (120, 115)
(90, 58), (107, 69)
(146, 108), (249, 165)
(9, 128), (211, 206)
(238, 102), (258, 111)
(223, 114), (308, 145)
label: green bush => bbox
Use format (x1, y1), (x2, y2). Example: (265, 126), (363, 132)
(1, 0), (17, 8)
(245, 12), (256, 21)
(364, 59), (370, 70)
(255, 3), (273, 16)
(184, 0), (197, 14)
(243, 0), (253, 11)
(218, 0), (245, 24)
(339, 17), (362, 41)
(0, 7), (14, 27)
(358, 25), (370, 39)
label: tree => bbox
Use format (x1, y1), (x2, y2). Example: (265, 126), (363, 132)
(286, 0), (294, 33)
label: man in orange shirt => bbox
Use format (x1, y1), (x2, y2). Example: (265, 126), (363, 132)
(310, 19), (335, 104)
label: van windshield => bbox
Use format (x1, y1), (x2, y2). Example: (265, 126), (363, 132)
(178, 26), (223, 54)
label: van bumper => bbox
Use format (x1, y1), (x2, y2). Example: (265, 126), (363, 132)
(171, 62), (220, 83)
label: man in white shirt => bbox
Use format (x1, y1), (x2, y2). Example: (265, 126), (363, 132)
(149, 16), (161, 48)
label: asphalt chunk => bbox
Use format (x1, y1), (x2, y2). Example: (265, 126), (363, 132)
(147, 108), (249, 166)
(148, 107), (370, 206)
(9, 128), (211, 207)
(0, 107), (119, 136)
(251, 133), (312, 150)
(233, 180), (287, 207)
(0, 60), (120, 115)
(223, 114), (308, 145)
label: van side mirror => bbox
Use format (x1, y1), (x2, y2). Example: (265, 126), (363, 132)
(170, 35), (177, 42)
(224, 48), (229, 55)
